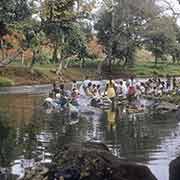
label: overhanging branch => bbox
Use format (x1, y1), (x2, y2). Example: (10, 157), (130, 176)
(0, 48), (22, 67)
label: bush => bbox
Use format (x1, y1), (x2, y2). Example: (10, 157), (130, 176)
(0, 77), (15, 87)
(36, 51), (52, 64)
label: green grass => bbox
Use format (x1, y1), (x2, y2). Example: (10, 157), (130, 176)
(129, 62), (180, 77)
(5, 59), (180, 86)
(31, 64), (97, 82)
(0, 77), (15, 87)
(11, 60), (180, 79)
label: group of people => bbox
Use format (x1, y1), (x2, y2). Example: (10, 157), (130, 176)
(47, 81), (80, 109)
(105, 75), (179, 100)
(80, 80), (101, 97)
(46, 75), (179, 109)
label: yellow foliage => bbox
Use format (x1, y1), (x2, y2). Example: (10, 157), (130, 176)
(87, 36), (104, 58)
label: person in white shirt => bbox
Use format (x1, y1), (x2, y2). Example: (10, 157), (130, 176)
(135, 85), (141, 99)
(128, 76), (136, 86)
(139, 82), (145, 94)
(83, 76), (91, 87)
(79, 76), (91, 96)
(116, 81), (123, 96)
(122, 80), (128, 98)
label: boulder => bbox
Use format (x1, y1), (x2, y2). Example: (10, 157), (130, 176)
(153, 101), (178, 113)
(169, 156), (180, 180)
(24, 142), (157, 180)
(0, 168), (17, 180)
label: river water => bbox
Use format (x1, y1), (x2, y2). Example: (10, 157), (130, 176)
(0, 88), (180, 180)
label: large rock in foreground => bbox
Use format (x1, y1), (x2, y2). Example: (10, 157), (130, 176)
(169, 156), (180, 180)
(24, 142), (157, 180)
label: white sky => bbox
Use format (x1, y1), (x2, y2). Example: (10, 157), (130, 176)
(31, 0), (180, 25)
(158, 0), (180, 24)
(159, 0), (180, 12)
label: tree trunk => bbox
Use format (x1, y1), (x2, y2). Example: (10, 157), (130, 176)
(108, 55), (112, 72)
(56, 48), (64, 76)
(155, 55), (158, 66)
(106, 47), (113, 72)
(0, 39), (5, 61)
(0, 48), (21, 67)
(80, 57), (85, 69)
(29, 50), (36, 69)
(52, 42), (58, 64)
(106, 0), (116, 73)
(97, 60), (104, 79)
(172, 55), (176, 64)
(0, 48), (5, 61)
(56, 58), (63, 76)
(123, 56), (128, 67)
(64, 60), (69, 69)
(21, 51), (25, 65)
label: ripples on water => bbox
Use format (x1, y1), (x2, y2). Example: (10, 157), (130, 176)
(0, 93), (180, 180)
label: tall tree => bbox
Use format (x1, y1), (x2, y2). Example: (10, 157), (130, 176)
(0, 0), (32, 67)
(41, 0), (92, 73)
(144, 16), (177, 65)
(95, 0), (160, 72)
(0, 0), (31, 23)
(41, 0), (78, 68)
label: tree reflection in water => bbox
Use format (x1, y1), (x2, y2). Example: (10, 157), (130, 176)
(0, 112), (16, 167)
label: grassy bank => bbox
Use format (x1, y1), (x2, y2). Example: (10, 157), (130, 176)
(1, 60), (180, 87)
(129, 62), (180, 77)
(0, 64), (97, 87)
(103, 62), (180, 78)
(0, 77), (15, 86)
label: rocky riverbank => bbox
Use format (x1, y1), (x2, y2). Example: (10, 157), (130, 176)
(144, 94), (180, 105)
(142, 94), (180, 114)
(24, 142), (157, 180)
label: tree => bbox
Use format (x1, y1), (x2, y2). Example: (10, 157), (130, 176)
(95, 0), (160, 72)
(7, 16), (45, 69)
(144, 16), (177, 65)
(41, 0), (78, 63)
(41, 0), (92, 74)
(170, 25), (180, 64)
(0, 0), (33, 67)
(168, 43), (180, 64)
(62, 24), (87, 69)
(0, 0), (31, 23)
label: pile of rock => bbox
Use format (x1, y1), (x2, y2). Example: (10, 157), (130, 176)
(24, 142), (157, 180)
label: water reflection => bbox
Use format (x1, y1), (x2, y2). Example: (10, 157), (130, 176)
(0, 112), (16, 167)
(0, 94), (180, 180)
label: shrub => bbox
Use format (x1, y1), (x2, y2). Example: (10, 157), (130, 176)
(0, 77), (15, 87)
(37, 51), (52, 64)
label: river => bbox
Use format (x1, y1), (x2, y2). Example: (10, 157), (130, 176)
(0, 86), (180, 180)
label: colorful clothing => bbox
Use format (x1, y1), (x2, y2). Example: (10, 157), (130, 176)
(106, 80), (116, 98)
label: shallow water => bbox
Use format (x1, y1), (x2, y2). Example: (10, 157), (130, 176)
(0, 93), (180, 180)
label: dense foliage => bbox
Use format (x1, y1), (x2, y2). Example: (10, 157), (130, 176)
(95, 0), (180, 71)
(1, 0), (180, 73)
(0, 0), (31, 23)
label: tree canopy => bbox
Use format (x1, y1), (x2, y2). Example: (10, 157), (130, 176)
(95, 0), (161, 69)
(94, 0), (180, 70)
(0, 0), (31, 23)
(1, 0), (180, 72)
